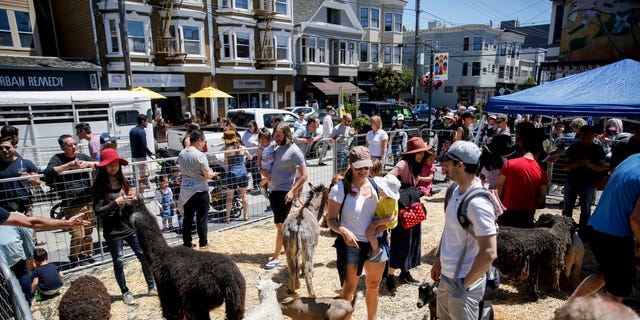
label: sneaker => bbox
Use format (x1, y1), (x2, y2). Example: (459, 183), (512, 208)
(318, 162), (327, 166)
(264, 259), (281, 270)
(199, 245), (210, 251)
(148, 288), (158, 296)
(386, 275), (397, 293)
(399, 271), (419, 284)
(122, 291), (136, 305)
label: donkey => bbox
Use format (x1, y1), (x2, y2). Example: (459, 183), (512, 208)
(120, 196), (246, 320)
(282, 183), (329, 297)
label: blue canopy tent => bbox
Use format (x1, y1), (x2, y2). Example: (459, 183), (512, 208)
(485, 59), (640, 116)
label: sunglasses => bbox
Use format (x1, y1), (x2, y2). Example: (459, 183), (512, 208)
(64, 143), (78, 148)
(355, 166), (371, 171)
(1, 146), (11, 151)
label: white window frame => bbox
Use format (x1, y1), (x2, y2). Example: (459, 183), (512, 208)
(384, 45), (391, 64)
(393, 46), (401, 64)
(360, 7), (369, 28)
(384, 12), (392, 32)
(275, 0), (289, 17)
(273, 33), (290, 61)
(14, 10), (33, 49)
(371, 8), (380, 29)
(219, 0), (252, 12)
(171, 21), (205, 57)
(394, 13), (402, 32)
(348, 42), (357, 65)
(102, 13), (151, 56)
(317, 38), (327, 64)
(360, 42), (368, 62)
(371, 43), (379, 63)
(0, 9), (12, 47)
(218, 27), (254, 61)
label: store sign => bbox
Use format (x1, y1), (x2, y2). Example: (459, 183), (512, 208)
(233, 79), (265, 89)
(0, 69), (99, 91)
(108, 73), (185, 88)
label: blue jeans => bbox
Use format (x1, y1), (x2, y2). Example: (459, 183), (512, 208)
(336, 151), (348, 173)
(562, 180), (595, 228)
(106, 234), (155, 294)
(11, 259), (31, 306)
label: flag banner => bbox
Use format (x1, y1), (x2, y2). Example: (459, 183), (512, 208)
(433, 53), (448, 81)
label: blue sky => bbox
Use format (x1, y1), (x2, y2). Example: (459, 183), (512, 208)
(403, 0), (552, 30)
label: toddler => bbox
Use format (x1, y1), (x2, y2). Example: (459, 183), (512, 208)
(367, 174), (401, 261)
(257, 128), (275, 193)
(416, 150), (437, 196)
(31, 248), (63, 300)
(369, 158), (383, 178)
(155, 176), (175, 231)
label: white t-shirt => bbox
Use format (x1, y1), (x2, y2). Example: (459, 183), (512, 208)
(322, 114), (333, 138)
(366, 129), (389, 158)
(440, 181), (497, 279)
(328, 181), (378, 242)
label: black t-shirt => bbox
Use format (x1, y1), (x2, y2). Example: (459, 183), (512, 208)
(0, 207), (9, 225)
(565, 142), (606, 184)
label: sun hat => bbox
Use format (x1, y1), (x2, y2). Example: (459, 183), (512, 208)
(349, 146), (373, 169)
(97, 148), (128, 167)
(396, 114), (405, 121)
(488, 114), (497, 120)
(444, 112), (455, 120)
(402, 137), (433, 155)
(467, 106), (476, 113)
(100, 132), (120, 144)
(373, 174), (401, 200)
(222, 130), (240, 144)
(443, 141), (481, 165)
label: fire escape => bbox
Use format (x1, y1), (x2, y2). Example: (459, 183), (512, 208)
(151, 0), (187, 65)
(254, 0), (276, 69)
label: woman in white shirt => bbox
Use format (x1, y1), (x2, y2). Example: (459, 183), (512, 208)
(365, 115), (388, 160)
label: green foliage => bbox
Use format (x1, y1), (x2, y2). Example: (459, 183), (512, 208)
(343, 92), (357, 117)
(370, 66), (403, 100)
(400, 66), (414, 93)
(351, 116), (370, 133)
(523, 76), (536, 85)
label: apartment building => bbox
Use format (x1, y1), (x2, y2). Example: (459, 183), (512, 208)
(0, 1), (101, 91)
(214, 0), (296, 110)
(293, 0), (406, 106)
(404, 24), (526, 107)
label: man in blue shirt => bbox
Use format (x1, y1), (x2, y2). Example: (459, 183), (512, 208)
(129, 114), (154, 194)
(562, 154), (640, 306)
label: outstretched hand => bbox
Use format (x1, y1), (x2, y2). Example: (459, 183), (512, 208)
(67, 212), (91, 227)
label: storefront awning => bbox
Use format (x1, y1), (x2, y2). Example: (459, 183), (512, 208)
(311, 79), (366, 96)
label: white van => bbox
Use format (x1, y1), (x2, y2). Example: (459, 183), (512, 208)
(0, 90), (153, 166)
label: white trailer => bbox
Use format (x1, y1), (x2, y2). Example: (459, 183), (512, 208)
(0, 90), (153, 167)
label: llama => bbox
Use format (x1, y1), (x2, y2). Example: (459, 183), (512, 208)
(120, 197), (246, 320)
(282, 183), (328, 297)
(243, 279), (283, 320)
(58, 275), (110, 320)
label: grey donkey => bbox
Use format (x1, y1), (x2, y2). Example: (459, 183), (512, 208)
(282, 183), (329, 297)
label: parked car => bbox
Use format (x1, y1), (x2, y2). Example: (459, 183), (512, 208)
(412, 103), (435, 120)
(358, 101), (431, 140)
(308, 109), (341, 125)
(284, 106), (314, 116)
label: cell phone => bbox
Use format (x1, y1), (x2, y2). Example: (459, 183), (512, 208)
(128, 189), (137, 197)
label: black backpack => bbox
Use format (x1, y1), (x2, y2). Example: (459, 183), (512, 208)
(443, 182), (500, 317)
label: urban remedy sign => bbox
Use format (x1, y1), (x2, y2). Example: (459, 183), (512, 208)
(0, 70), (99, 91)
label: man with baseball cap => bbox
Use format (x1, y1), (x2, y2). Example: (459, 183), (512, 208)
(431, 141), (498, 320)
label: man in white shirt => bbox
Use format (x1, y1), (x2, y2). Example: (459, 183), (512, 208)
(431, 141), (498, 320)
(318, 106), (334, 166)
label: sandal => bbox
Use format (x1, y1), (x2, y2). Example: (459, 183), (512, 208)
(264, 259), (281, 270)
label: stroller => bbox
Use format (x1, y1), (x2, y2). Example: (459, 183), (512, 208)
(208, 148), (244, 220)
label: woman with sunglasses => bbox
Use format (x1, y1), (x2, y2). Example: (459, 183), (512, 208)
(327, 146), (387, 320)
(241, 120), (261, 190)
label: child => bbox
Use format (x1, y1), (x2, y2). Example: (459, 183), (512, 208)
(369, 158), (383, 178)
(367, 174), (401, 261)
(416, 149), (437, 196)
(154, 176), (175, 231)
(257, 128), (275, 196)
(31, 248), (63, 300)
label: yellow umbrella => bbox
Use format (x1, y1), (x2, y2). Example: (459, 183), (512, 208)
(131, 87), (167, 99)
(188, 86), (233, 99)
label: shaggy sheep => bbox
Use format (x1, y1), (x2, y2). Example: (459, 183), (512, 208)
(243, 279), (283, 320)
(121, 197), (246, 320)
(58, 275), (110, 320)
(282, 183), (328, 297)
(280, 294), (356, 320)
(496, 214), (575, 300)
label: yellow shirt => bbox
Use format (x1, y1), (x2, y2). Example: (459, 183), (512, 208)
(376, 197), (398, 229)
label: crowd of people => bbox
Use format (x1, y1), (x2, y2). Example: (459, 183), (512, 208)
(2, 101), (640, 319)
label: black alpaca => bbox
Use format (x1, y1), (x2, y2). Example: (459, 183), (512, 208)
(121, 197), (246, 320)
(58, 275), (111, 320)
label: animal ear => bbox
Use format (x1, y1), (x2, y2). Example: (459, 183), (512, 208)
(308, 182), (315, 189)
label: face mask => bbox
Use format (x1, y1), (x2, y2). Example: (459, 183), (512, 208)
(487, 124), (495, 129)
(444, 122), (452, 128)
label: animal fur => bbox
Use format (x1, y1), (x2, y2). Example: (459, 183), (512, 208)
(58, 275), (110, 320)
(496, 214), (574, 300)
(280, 294), (356, 320)
(564, 234), (584, 289)
(416, 281), (438, 320)
(121, 198), (246, 320)
(243, 279), (283, 320)
(282, 183), (328, 297)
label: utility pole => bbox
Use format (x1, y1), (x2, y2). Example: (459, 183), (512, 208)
(118, 0), (133, 89)
(412, 0), (420, 104)
(427, 47), (434, 144)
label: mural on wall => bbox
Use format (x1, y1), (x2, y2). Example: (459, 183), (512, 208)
(561, 0), (640, 61)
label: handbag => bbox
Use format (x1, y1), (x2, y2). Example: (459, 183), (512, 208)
(399, 201), (427, 229)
